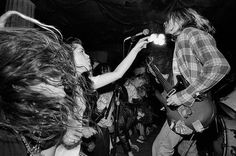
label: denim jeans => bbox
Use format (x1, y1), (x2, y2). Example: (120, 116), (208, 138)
(152, 121), (198, 156)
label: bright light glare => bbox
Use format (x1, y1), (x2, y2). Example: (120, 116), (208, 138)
(148, 34), (157, 42)
(148, 33), (166, 46)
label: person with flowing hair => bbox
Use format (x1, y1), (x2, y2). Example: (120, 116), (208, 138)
(0, 11), (91, 156)
(0, 9), (151, 156)
(65, 23), (150, 156)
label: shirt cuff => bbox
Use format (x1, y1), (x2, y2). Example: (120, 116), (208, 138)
(176, 90), (195, 106)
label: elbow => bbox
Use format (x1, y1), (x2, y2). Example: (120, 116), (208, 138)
(113, 69), (124, 80)
(218, 58), (231, 75)
(227, 67), (231, 75)
(116, 73), (123, 80)
(225, 61), (231, 75)
(228, 62), (231, 72)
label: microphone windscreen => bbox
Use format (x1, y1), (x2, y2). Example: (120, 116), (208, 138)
(143, 29), (150, 35)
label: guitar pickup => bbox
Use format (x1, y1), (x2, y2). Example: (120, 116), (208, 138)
(167, 89), (176, 98)
(192, 120), (204, 132)
(160, 107), (165, 111)
(177, 105), (192, 119)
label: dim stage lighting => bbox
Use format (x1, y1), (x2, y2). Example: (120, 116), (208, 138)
(148, 33), (166, 46)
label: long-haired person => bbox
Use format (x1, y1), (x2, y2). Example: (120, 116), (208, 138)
(151, 4), (230, 156)
(67, 31), (149, 156)
(0, 11), (88, 156)
(84, 63), (114, 156)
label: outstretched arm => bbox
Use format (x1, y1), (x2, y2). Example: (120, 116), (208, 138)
(91, 37), (149, 89)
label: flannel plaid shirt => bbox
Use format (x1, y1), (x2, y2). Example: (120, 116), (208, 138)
(173, 27), (231, 105)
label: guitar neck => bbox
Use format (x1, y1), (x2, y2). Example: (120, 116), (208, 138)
(150, 64), (173, 93)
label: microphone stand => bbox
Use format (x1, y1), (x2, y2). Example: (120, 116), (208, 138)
(127, 37), (136, 54)
(111, 86), (121, 156)
(123, 36), (137, 57)
(122, 38), (128, 58)
(123, 28), (150, 57)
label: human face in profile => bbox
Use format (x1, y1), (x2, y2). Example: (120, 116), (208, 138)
(73, 43), (91, 74)
(164, 17), (182, 36)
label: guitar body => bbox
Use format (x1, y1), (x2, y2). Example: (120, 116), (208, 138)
(165, 94), (216, 135)
(146, 56), (216, 135)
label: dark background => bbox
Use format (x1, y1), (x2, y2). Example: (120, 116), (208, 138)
(1, 0), (236, 72)
(1, 2), (236, 155)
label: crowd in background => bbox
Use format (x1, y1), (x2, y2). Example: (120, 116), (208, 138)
(0, 1), (232, 155)
(0, 10), (164, 156)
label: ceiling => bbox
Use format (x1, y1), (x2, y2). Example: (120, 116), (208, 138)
(3, 0), (236, 68)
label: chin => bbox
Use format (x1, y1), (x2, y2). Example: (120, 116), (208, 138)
(88, 65), (92, 71)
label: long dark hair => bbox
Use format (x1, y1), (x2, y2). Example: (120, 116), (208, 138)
(0, 27), (83, 148)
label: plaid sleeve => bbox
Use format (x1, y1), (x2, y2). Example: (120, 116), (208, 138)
(176, 31), (230, 104)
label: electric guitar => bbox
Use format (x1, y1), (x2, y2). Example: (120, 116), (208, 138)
(146, 56), (216, 135)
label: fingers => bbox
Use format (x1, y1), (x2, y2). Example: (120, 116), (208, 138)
(167, 94), (181, 106)
(86, 127), (97, 134)
(63, 132), (81, 145)
(63, 126), (98, 144)
(166, 97), (173, 106)
(137, 37), (149, 45)
(98, 118), (113, 127)
(73, 130), (83, 138)
(64, 137), (79, 145)
(131, 144), (139, 152)
(82, 127), (97, 138)
(138, 36), (150, 42)
(130, 37), (149, 53)
(137, 41), (148, 49)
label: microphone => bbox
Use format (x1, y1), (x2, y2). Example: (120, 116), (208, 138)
(124, 29), (150, 41)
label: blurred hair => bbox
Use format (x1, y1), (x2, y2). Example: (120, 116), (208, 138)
(66, 37), (83, 45)
(166, 7), (215, 35)
(0, 10), (63, 38)
(0, 27), (81, 147)
(0, 11), (92, 149)
(66, 37), (96, 120)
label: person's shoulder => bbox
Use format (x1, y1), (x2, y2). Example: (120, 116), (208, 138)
(184, 27), (210, 37)
(178, 27), (197, 41)
(182, 27), (202, 36)
(182, 27), (213, 42)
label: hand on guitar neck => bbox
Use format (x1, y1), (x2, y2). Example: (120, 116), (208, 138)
(146, 56), (216, 135)
(147, 59), (169, 84)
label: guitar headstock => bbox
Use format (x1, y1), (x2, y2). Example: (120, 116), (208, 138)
(145, 56), (154, 66)
(146, 56), (160, 76)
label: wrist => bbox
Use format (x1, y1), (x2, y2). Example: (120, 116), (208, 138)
(130, 48), (139, 55)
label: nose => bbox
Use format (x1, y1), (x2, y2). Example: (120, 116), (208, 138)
(86, 53), (90, 59)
